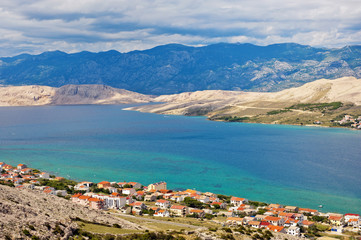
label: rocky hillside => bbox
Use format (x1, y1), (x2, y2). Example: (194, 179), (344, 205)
(0, 185), (142, 239)
(1, 43), (361, 95)
(127, 77), (361, 117)
(0, 84), (153, 106)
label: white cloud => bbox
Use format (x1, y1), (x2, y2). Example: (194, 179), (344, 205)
(0, 0), (360, 56)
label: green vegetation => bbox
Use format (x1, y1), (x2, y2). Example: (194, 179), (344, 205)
(213, 116), (250, 122)
(266, 109), (291, 115)
(217, 194), (232, 203)
(286, 102), (343, 111)
(249, 200), (268, 207)
(182, 197), (205, 209)
(38, 178), (77, 194)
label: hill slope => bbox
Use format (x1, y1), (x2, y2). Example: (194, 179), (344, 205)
(0, 185), (141, 239)
(1, 43), (361, 94)
(0, 84), (153, 106)
(127, 77), (361, 127)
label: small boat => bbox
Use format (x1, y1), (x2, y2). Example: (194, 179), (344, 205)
(318, 205), (323, 208)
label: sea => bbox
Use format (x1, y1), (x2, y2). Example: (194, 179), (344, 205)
(0, 104), (360, 214)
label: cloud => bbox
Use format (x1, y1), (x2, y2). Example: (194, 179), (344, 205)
(0, 0), (360, 56)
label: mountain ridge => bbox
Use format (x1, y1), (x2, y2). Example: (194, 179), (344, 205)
(1, 43), (361, 95)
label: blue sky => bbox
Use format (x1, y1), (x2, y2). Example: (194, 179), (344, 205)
(0, 0), (360, 56)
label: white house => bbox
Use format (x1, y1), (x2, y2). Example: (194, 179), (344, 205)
(122, 188), (136, 195)
(154, 209), (170, 217)
(231, 196), (248, 206)
(38, 172), (50, 179)
(156, 199), (171, 209)
(287, 226), (300, 236)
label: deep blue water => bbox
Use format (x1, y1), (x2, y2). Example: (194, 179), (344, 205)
(0, 105), (360, 214)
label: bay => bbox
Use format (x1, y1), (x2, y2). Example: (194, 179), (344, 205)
(0, 105), (360, 214)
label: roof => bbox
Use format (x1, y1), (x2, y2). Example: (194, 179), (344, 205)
(329, 216), (343, 221)
(299, 208), (317, 213)
(171, 205), (186, 210)
(264, 216), (281, 221)
(98, 181), (110, 184)
(267, 225), (284, 232)
(249, 221), (260, 225)
(302, 220), (315, 225)
(231, 196), (245, 201)
(72, 193), (82, 198)
(157, 199), (169, 203)
(260, 221), (270, 226)
(79, 195), (91, 200)
(345, 213), (360, 216)
(89, 198), (103, 202)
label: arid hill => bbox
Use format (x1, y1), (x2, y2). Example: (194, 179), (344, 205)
(0, 184), (142, 239)
(0, 84), (153, 106)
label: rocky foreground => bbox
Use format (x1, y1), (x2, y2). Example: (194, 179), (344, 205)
(0, 184), (142, 239)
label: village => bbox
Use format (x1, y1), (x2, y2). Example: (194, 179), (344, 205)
(1, 161), (360, 239)
(336, 115), (361, 129)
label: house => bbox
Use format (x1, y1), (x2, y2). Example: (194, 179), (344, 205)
(347, 219), (359, 227)
(130, 201), (147, 210)
(89, 198), (105, 210)
(144, 194), (157, 202)
(194, 195), (210, 203)
(154, 209), (170, 217)
(301, 220), (315, 228)
(78, 195), (91, 206)
(287, 226), (300, 236)
(226, 217), (244, 226)
(128, 182), (142, 189)
(264, 216), (285, 226)
(329, 215), (344, 226)
(267, 225), (286, 233)
(170, 205), (189, 217)
(170, 195), (184, 202)
(0, 162), (5, 168)
(122, 188), (136, 195)
(231, 196), (248, 206)
(260, 221), (271, 228)
(299, 208), (318, 215)
(190, 209), (205, 218)
(248, 221), (261, 228)
(285, 206), (299, 212)
(20, 168), (33, 174)
(147, 181), (167, 191)
(269, 204), (283, 209)
(156, 199), (171, 209)
(330, 227), (344, 233)
(344, 213), (359, 223)
(211, 202), (227, 209)
(97, 181), (111, 189)
(17, 164), (27, 170)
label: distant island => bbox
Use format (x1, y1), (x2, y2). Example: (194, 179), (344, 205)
(1, 161), (360, 239)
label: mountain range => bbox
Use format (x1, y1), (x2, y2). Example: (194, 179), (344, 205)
(1, 43), (361, 95)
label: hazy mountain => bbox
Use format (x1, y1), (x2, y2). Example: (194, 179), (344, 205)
(1, 43), (361, 95)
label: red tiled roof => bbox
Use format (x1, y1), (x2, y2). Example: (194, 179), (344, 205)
(171, 205), (186, 210)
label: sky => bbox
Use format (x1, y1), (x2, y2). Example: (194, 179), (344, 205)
(0, 0), (361, 56)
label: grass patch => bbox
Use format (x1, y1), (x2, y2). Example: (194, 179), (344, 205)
(76, 222), (141, 235)
(266, 109), (291, 115)
(212, 116), (250, 122)
(286, 102), (343, 111)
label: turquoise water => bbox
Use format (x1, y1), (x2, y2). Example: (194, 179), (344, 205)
(0, 105), (360, 214)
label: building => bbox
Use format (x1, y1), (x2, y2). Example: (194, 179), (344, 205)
(144, 194), (157, 201)
(89, 198), (105, 210)
(287, 226), (300, 236)
(264, 216), (285, 226)
(156, 199), (171, 209)
(190, 209), (205, 218)
(170, 205), (189, 217)
(97, 181), (111, 189)
(267, 225), (286, 233)
(147, 181), (167, 191)
(226, 217), (244, 226)
(231, 196), (248, 206)
(17, 164), (27, 170)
